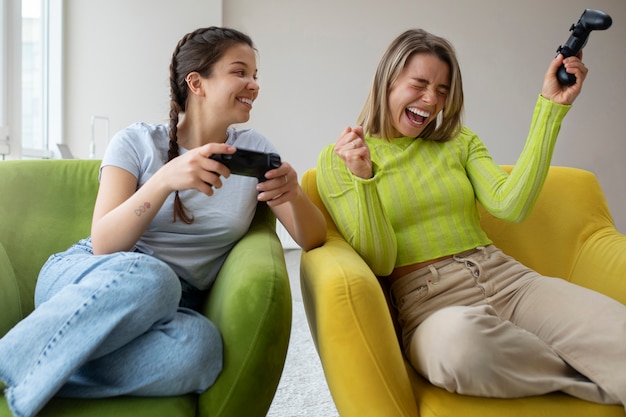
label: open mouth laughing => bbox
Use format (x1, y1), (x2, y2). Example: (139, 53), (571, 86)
(406, 106), (430, 126)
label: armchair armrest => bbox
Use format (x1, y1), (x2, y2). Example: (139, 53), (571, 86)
(300, 234), (418, 417)
(0, 241), (23, 337)
(198, 204), (292, 417)
(571, 227), (626, 305)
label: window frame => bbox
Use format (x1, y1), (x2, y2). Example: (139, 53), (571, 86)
(0, 0), (13, 157)
(0, 0), (62, 159)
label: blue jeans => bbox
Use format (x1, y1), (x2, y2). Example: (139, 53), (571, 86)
(0, 238), (223, 417)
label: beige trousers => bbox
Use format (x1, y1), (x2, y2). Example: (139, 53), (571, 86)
(390, 245), (625, 407)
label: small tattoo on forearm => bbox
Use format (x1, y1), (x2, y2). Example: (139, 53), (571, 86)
(135, 202), (151, 216)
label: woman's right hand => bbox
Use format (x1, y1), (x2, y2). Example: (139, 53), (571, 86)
(157, 142), (236, 196)
(91, 142), (236, 255)
(333, 126), (372, 179)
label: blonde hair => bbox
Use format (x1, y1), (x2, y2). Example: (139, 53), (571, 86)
(358, 29), (464, 142)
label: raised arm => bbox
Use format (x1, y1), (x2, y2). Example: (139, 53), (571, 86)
(469, 53), (586, 222)
(316, 135), (397, 277)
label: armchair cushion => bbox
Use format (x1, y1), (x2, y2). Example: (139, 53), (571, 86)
(300, 166), (626, 417)
(0, 159), (291, 417)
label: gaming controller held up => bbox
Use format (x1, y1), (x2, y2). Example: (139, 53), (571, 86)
(556, 8), (612, 86)
(210, 148), (281, 182)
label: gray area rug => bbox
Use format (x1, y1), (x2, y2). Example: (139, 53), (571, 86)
(267, 249), (339, 417)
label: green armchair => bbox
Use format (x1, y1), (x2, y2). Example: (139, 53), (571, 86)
(300, 166), (626, 417)
(0, 159), (292, 417)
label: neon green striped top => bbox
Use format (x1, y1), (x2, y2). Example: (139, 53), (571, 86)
(317, 95), (570, 276)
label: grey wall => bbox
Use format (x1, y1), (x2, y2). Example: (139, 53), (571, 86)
(64, 0), (626, 231)
(63, 0), (221, 157)
(223, 0), (626, 231)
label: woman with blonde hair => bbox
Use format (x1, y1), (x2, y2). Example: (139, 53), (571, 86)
(317, 28), (625, 407)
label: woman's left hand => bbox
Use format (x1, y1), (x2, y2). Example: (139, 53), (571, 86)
(256, 162), (299, 207)
(541, 53), (588, 105)
(259, 161), (328, 251)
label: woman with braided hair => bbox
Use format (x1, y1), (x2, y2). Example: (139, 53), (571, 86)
(0, 27), (326, 417)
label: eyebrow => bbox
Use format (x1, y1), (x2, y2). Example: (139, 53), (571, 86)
(229, 61), (258, 74)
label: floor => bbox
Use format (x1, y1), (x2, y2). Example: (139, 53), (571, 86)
(266, 249), (339, 417)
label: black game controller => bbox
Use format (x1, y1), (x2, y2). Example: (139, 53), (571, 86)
(556, 8), (612, 86)
(210, 148), (281, 181)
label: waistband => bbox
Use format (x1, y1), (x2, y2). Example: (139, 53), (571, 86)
(390, 245), (496, 298)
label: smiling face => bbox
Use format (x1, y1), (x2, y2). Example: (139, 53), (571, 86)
(387, 53), (450, 138)
(201, 43), (259, 126)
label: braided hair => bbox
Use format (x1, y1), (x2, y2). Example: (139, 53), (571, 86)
(168, 27), (255, 223)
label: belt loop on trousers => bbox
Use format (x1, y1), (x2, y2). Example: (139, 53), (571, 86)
(427, 265), (440, 285)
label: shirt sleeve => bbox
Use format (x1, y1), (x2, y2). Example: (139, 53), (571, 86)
(467, 95), (571, 222)
(99, 122), (166, 185)
(316, 144), (397, 276)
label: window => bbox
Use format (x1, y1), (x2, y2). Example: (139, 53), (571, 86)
(21, 0), (44, 153)
(0, 0), (61, 159)
(0, 0), (10, 158)
(22, 0), (61, 158)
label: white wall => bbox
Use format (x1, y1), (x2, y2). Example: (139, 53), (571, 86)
(63, 0), (221, 157)
(222, 0), (626, 231)
(64, 0), (626, 232)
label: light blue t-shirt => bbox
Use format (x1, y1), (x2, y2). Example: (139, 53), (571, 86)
(101, 122), (279, 290)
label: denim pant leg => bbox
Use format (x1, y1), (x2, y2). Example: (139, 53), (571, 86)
(56, 305), (222, 399)
(0, 240), (222, 417)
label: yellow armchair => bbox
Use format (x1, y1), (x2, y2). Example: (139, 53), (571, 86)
(300, 166), (626, 417)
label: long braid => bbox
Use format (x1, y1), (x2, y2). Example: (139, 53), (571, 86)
(167, 27), (255, 223)
(168, 30), (204, 224)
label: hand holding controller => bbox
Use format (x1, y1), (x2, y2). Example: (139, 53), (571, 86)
(210, 148), (281, 182)
(556, 8), (612, 86)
